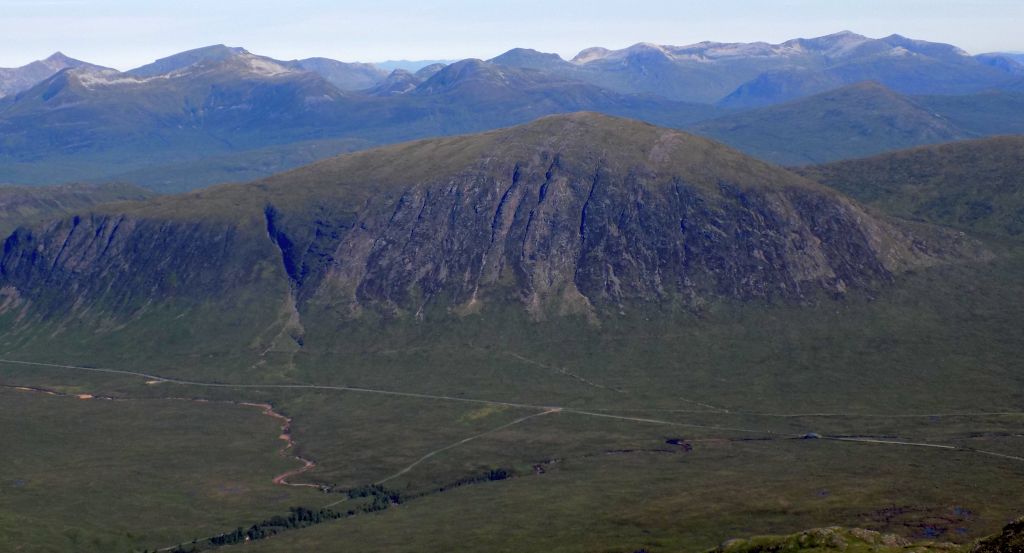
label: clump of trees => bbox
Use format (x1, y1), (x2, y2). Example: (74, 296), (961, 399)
(207, 506), (345, 546)
(153, 467), (517, 552)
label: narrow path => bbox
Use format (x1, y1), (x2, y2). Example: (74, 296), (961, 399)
(825, 436), (1024, 463)
(500, 351), (625, 394)
(376, 408), (558, 485)
(579, 406), (1024, 419)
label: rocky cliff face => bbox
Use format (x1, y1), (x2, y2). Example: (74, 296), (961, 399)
(0, 114), (968, 326)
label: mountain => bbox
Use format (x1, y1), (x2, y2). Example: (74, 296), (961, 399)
(366, 69), (422, 96)
(0, 49), (363, 187)
(716, 33), (1020, 108)
(0, 114), (961, 334)
(490, 48), (577, 72)
(0, 52), (107, 98)
(129, 45), (388, 91)
(127, 44), (249, 77)
(0, 182), (155, 237)
(690, 81), (971, 165)
(974, 53), (1024, 74)
(800, 136), (1024, 238)
(403, 59), (716, 130)
(413, 63), (446, 80)
(286, 57), (388, 90)
(0, 52), (348, 158)
(502, 32), (1018, 106)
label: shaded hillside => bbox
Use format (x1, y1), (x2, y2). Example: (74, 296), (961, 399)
(801, 137), (1024, 238)
(915, 91), (1024, 135)
(0, 114), (963, 341)
(690, 82), (970, 165)
(0, 182), (155, 237)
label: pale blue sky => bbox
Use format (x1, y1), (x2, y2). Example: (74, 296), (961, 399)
(1, 0), (1021, 69)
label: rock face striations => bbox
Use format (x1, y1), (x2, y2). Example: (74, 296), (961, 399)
(0, 114), (965, 326)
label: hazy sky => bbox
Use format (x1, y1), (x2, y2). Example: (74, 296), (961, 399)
(1, 0), (1022, 69)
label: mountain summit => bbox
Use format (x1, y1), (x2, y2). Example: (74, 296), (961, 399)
(127, 44), (250, 77)
(0, 52), (106, 97)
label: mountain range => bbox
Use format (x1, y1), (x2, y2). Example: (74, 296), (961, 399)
(0, 31), (1021, 190)
(491, 31), (1023, 105)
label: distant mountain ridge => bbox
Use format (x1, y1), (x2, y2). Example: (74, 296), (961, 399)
(1, 32), (1022, 190)
(690, 81), (973, 165)
(0, 50), (716, 190)
(0, 52), (108, 98)
(126, 44), (389, 90)
(491, 31), (1021, 105)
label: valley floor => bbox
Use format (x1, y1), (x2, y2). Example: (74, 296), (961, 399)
(2, 250), (1024, 552)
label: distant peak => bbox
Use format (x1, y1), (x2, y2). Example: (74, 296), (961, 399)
(184, 44), (251, 59)
(571, 47), (611, 64)
(46, 51), (70, 62)
(490, 48), (567, 69)
(829, 30), (866, 38)
(629, 42), (668, 52)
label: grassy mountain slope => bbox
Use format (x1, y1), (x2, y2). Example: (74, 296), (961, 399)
(690, 82), (970, 165)
(915, 91), (1024, 136)
(0, 182), (155, 236)
(800, 137), (1024, 238)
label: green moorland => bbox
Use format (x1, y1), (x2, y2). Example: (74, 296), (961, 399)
(800, 136), (1024, 239)
(0, 387), (322, 553)
(2, 242), (1023, 552)
(0, 182), (155, 237)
